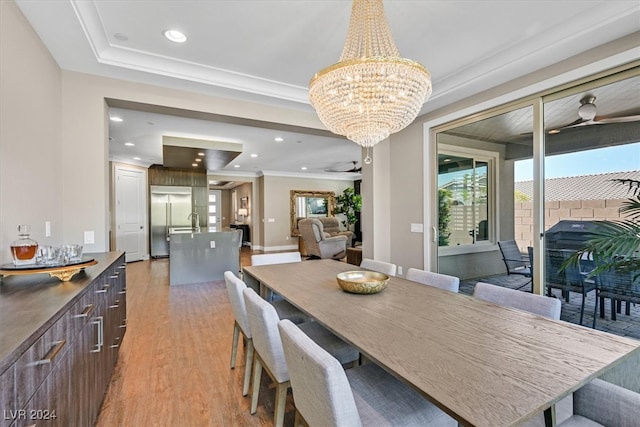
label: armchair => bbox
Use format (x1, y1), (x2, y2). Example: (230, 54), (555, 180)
(318, 217), (355, 247)
(298, 218), (347, 260)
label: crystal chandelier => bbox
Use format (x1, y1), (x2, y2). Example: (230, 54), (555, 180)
(309, 0), (432, 163)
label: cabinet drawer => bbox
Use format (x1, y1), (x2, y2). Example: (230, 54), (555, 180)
(66, 290), (96, 339)
(14, 313), (70, 410)
(0, 364), (16, 427)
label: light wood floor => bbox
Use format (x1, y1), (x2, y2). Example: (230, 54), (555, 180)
(95, 249), (293, 427)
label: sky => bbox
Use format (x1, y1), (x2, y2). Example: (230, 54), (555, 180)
(514, 142), (640, 182)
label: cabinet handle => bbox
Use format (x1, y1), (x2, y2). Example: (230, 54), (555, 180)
(35, 340), (66, 365)
(118, 265), (126, 269)
(96, 284), (110, 293)
(109, 299), (120, 309)
(119, 319), (127, 329)
(110, 274), (119, 279)
(91, 316), (103, 353)
(73, 303), (95, 318)
(110, 336), (121, 349)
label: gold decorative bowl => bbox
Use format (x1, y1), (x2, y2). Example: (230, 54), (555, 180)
(336, 271), (389, 294)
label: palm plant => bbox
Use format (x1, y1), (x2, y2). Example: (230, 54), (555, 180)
(563, 179), (640, 284)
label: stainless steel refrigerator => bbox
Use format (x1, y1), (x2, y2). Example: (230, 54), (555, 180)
(150, 185), (193, 258)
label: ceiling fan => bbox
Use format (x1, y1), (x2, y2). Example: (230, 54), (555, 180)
(549, 94), (640, 134)
(325, 161), (362, 173)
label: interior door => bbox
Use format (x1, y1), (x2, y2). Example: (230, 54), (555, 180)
(209, 190), (222, 231)
(115, 166), (146, 262)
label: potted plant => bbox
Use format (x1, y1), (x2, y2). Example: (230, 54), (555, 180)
(564, 179), (640, 283)
(335, 187), (362, 242)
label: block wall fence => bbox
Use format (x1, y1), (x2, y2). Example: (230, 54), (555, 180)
(514, 198), (626, 251)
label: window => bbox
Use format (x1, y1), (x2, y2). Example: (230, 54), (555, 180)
(438, 146), (496, 249)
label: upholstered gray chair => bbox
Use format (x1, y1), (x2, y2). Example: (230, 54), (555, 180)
(243, 288), (359, 427)
(473, 281), (561, 320)
(278, 319), (457, 427)
(405, 268), (460, 292)
(318, 216), (355, 247)
(223, 271), (306, 396)
(557, 379), (640, 427)
(298, 218), (347, 260)
(360, 258), (397, 276)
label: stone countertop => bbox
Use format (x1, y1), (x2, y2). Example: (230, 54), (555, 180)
(0, 252), (122, 373)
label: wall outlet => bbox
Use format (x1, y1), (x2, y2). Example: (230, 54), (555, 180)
(84, 231), (95, 244)
(210, 240), (216, 248)
(397, 266), (403, 276)
(268, 218), (275, 223)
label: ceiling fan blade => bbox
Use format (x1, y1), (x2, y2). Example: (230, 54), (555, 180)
(592, 115), (640, 124)
(548, 118), (588, 133)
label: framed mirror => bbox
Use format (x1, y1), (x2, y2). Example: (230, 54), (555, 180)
(290, 190), (335, 236)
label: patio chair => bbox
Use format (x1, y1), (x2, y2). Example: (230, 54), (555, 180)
(595, 268), (639, 326)
(545, 248), (596, 326)
(497, 240), (531, 290)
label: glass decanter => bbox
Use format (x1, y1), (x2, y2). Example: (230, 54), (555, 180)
(11, 225), (39, 265)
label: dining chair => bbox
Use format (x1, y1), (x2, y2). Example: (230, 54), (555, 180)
(497, 240), (531, 290)
(557, 379), (640, 426)
(278, 319), (457, 427)
(250, 251), (302, 300)
(223, 271), (307, 396)
(405, 268), (459, 292)
(250, 251), (302, 266)
(473, 282), (561, 320)
(360, 258), (397, 276)
(243, 288), (359, 427)
(546, 248), (596, 325)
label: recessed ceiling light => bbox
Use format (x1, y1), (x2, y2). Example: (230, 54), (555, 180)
(133, 157), (141, 161)
(444, 158), (451, 163)
(234, 165), (240, 168)
(195, 158), (202, 162)
(301, 166), (307, 170)
(124, 142), (135, 147)
(192, 163), (198, 167)
(548, 129), (561, 134)
(274, 137), (284, 142)
(198, 152), (205, 156)
(164, 29), (187, 43)
(250, 153), (258, 158)
(110, 116), (123, 122)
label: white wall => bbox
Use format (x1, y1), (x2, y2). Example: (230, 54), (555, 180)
(0, 1), (63, 264)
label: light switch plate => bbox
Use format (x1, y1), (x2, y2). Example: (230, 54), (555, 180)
(84, 231), (95, 244)
(410, 223), (424, 233)
(210, 241), (216, 248)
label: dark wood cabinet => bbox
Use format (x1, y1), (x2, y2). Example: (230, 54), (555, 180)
(230, 223), (250, 245)
(0, 253), (126, 427)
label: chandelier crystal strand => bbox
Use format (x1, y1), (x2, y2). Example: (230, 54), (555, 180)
(309, 0), (432, 152)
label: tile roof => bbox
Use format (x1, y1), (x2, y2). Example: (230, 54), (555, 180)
(515, 171), (640, 201)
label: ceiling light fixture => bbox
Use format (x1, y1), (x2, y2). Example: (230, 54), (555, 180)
(309, 0), (432, 164)
(133, 157), (141, 161)
(164, 29), (187, 43)
(234, 165), (240, 168)
(110, 116), (123, 122)
(301, 166), (307, 170)
(195, 158), (202, 162)
(192, 163), (198, 167)
(274, 137), (284, 142)
(124, 142), (135, 146)
(250, 153), (258, 158)
(197, 152), (205, 156)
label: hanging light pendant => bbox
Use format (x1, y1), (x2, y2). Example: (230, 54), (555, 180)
(309, 0), (432, 159)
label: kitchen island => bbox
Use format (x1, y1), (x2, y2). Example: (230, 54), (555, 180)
(169, 230), (240, 285)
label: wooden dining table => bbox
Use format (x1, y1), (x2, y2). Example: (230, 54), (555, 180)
(242, 259), (640, 427)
